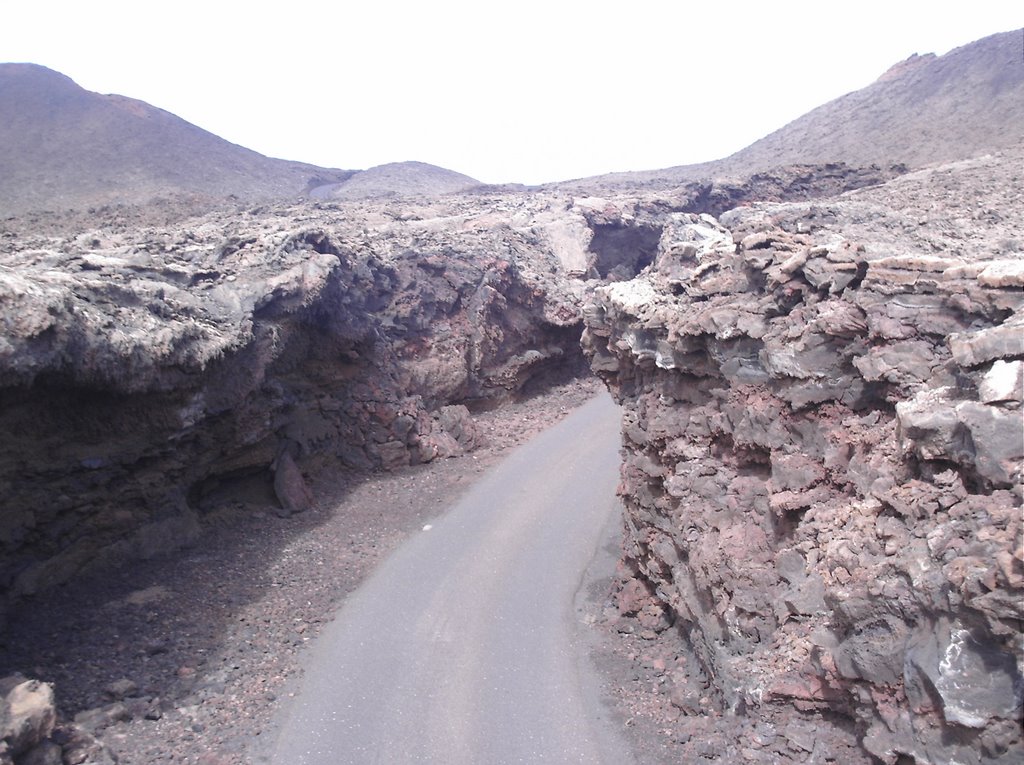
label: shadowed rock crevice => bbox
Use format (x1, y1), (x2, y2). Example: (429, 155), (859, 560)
(588, 221), (663, 281)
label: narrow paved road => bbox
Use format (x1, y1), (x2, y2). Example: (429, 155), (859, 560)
(270, 393), (634, 764)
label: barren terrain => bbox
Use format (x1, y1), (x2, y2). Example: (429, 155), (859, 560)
(0, 28), (1021, 765)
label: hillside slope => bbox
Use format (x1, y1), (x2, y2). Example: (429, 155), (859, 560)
(726, 29), (1024, 171)
(565, 29), (1024, 190)
(0, 64), (355, 214)
(312, 161), (480, 200)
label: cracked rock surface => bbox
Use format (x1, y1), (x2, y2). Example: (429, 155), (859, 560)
(1, 150), (1020, 763)
(0, 192), (603, 618)
(0, 162), (893, 620)
(582, 148), (1024, 764)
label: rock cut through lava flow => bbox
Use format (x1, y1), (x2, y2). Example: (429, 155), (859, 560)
(0, 159), (901, 621)
(582, 147), (1024, 765)
(0, 27), (1022, 765)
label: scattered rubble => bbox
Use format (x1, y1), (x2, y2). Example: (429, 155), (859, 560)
(0, 674), (117, 765)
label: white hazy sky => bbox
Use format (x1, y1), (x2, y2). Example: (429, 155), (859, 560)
(2, 2), (1021, 184)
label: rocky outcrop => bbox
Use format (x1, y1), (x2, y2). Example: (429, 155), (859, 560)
(557, 163), (902, 283)
(3, 144), (1018, 763)
(0, 192), (602, 617)
(0, 158), (982, 624)
(583, 149), (1023, 764)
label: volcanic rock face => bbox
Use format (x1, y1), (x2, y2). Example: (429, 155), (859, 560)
(583, 149), (1024, 763)
(0, 191), (613, 616)
(0, 161), (888, 618)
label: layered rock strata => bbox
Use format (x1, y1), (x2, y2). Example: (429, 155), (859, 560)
(583, 150), (1024, 764)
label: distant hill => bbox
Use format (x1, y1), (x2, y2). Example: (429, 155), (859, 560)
(4, 29), (1020, 213)
(311, 161), (480, 201)
(0, 65), (484, 214)
(561, 29), (1024, 190)
(0, 63), (359, 215)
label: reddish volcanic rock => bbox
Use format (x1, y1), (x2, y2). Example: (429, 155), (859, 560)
(583, 148), (1024, 764)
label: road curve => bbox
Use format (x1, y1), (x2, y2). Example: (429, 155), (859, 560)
(270, 393), (634, 764)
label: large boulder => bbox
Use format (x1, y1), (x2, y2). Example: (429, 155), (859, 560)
(0, 677), (56, 758)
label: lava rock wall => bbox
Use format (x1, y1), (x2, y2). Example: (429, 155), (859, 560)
(583, 153), (1023, 764)
(0, 196), (598, 616)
